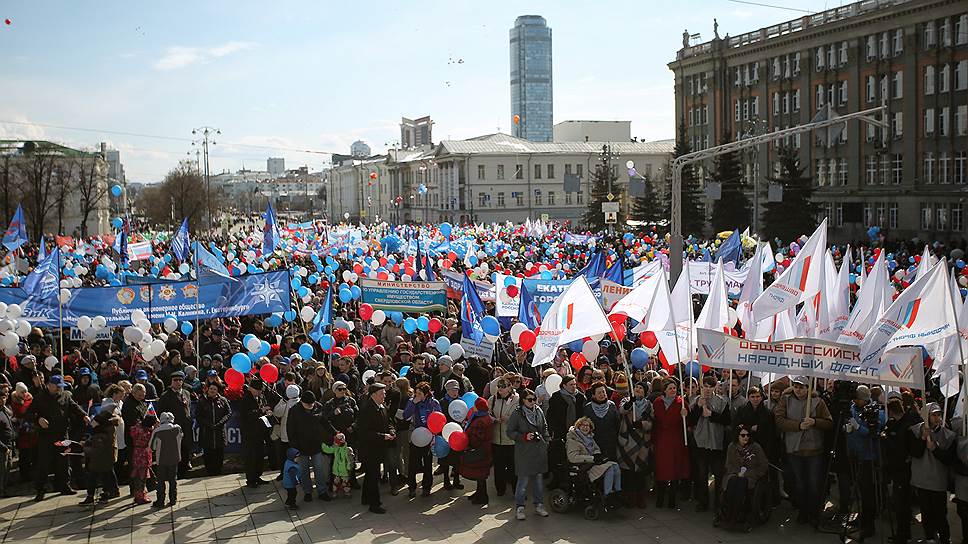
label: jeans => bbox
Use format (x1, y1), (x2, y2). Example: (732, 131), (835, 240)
(916, 487), (949, 542)
(602, 464), (622, 495)
(788, 454), (824, 520)
(299, 452), (332, 497)
(515, 474), (544, 507)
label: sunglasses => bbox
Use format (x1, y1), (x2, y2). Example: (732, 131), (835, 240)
(524, 397), (536, 402)
(739, 433), (750, 437)
(336, 387), (348, 392)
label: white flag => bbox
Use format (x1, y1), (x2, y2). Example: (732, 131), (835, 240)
(859, 261), (956, 369)
(915, 245), (935, 282)
(751, 219), (827, 323)
(531, 276), (612, 367)
(838, 251), (893, 345)
(696, 259), (729, 332)
(611, 271), (673, 331)
(829, 245), (853, 338)
(736, 241), (764, 334)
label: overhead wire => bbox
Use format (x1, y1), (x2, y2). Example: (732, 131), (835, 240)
(724, 0), (817, 14)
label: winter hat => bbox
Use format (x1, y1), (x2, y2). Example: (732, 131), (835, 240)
(300, 390), (317, 404)
(159, 412), (174, 424)
(474, 397), (489, 412)
(286, 384), (301, 400)
(444, 379), (460, 392)
(184, 365), (197, 376)
(332, 381), (347, 392)
(14, 382), (27, 394)
(613, 373), (629, 391)
(286, 447), (300, 460)
(334, 432), (346, 446)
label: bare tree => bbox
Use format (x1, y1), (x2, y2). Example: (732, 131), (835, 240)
(137, 161), (209, 227)
(16, 146), (59, 239)
(0, 156), (14, 225)
(52, 160), (77, 235)
(75, 156), (108, 237)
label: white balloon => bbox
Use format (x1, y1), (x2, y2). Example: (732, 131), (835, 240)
(92, 316), (107, 330)
(123, 326), (143, 345)
(447, 343), (465, 360)
(136, 318), (151, 333)
(150, 339), (166, 358)
(59, 289), (71, 304)
(131, 309), (147, 323)
(370, 310), (386, 325)
(60, 279), (70, 288)
(349, 273), (359, 283)
(442, 422), (462, 441)
(300, 305), (315, 322)
(342, 270), (353, 282)
(163, 317), (178, 333)
(0, 320), (12, 333)
(401, 274), (412, 282)
(301, 294), (312, 304)
(15, 319), (31, 337)
(44, 355), (58, 370)
(246, 336), (262, 353)
(298, 267), (308, 277)
(72, 277), (83, 288)
(545, 374), (563, 395)
(1, 332), (19, 350)
(6, 304), (22, 319)
(510, 322), (528, 343)
(77, 316), (92, 331)
(0, 302), (6, 315)
(448, 399), (469, 421)
(581, 340), (600, 362)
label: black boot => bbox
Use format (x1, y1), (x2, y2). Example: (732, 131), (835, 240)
(667, 481), (677, 509)
(654, 482), (666, 508)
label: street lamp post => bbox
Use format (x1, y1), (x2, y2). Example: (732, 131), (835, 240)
(192, 126), (220, 233)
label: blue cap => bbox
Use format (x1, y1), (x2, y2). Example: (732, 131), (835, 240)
(48, 375), (64, 386)
(78, 368), (91, 377)
(206, 369), (218, 377)
(134, 369), (148, 380)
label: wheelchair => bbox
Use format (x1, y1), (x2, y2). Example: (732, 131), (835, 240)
(713, 475), (773, 532)
(547, 463), (616, 520)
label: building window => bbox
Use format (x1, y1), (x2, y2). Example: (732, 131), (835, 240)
(892, 112), (903, 138)
(793, 89), (800, 111)
(866, 35), (876, 60)
(941, 152), (951, 183)
(922, 203), (932, 230)
(838, 158), (848, 185)
(836, 203), (844, 227)
(880, 155), (891, 185)
(958, 15), (968, 45)
(839, 81), (848, 104)
(938, 204), (948, 231)
(829, 83), (837, 106)
(565, 192), (572, 205)
(892, 154), (903, 184)
(515, 165), (523, 179)
(478, 193), (487, 207)
(477, 164), (485, 180)
(839, 41), (848, 65)
(925, 108), (935, 135)
(815, 46), (825, 70)
(941, 107), (950, 136)
(576, 164), (583, 178)
(956, 60), (967, 90)
(752, 96), (759, 117)
(497, 192), (505, 207)
(772, 57), (780, 79)
(815, 160), (827, 186)
(816, 85), (825, 109)
(564, 164), (572, 176)
(925, 21), (936, 48)
(925, 66), (935, 95)
(876, 203), (886, 226)
(743, 100), (749, 120)
(892, 72), (903, 99)
(954, 204), (964, 232)
(864, 204), (873, 227)
(866, 76), (876, 102)
(826, 46), (836, 69)
(893, 29), (903, 55)
(957, 105), (968, 136)
(956, 152), (967, 184)
(925, 152), (935, 183)
(548, 191), (555, 206)
(941, 64), (950, 92)
(547, 164), (554, 179)
(515, 192), (523, 206)
(889, 203), (898, 228)
(534, 164), (541, 179)
(793, 52), (801, 75)
(497, 164), (505, 179)
(773, 92), (781, 115)
(880, 32), (889, 57)
(879, 76), (888, 101)
(576, 190), (583, 205)
(941, 17), (951, 47)
(866, 156), (877, 184)
(534, 191), (542, 206)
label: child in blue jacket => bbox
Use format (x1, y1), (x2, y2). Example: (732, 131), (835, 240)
(283, 448), (301, 509)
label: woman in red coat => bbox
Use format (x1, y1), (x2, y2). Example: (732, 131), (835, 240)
(460, 398), (494, 505)
(651, 377), (690, 509)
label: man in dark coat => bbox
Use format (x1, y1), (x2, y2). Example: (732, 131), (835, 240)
(287, 390), (336, 502)
(464, 356), (491, 396)
(239, 379), (271, 488)
(30, 375), (89, 501)
(357, 383), (393, 514)
(195, 383), (231, 476)
(155, 371), (194, 478)
(546, 375), (586, 487)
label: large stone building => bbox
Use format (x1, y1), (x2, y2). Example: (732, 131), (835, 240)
(0, 140), (110, 237)
(669, 0), (968, 242)
(325, 133), (674, 225)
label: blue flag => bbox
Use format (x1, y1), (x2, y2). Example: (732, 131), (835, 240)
(113, 221), (128, 266)
(576, 250), (607, 285)
(460, 273), (486, 345)
(263, 202), (281, 256)
(193, 241), (231, 279)
(604, 258), (624, 285)
(37, 236), (47, 261)
(309, 286), (333, 342)
(171, 218), (190, 262)
(517, 282), (541, 330)
(2, 204), (27, 252)
(715, 230), (742, 268)
(23, 247), (60, 302)
(415, 237), (436, 281)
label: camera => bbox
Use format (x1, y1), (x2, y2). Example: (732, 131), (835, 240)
(859, 402), (882, 432)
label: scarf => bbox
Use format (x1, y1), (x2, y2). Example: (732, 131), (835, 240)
(590, 398), (612, 419)
(663, 395), (676, 409)
(633, 396), (649, 421)
(522, 405), (540, 427)
(558, 388), (577, 426)
(574, 427), (597, 454)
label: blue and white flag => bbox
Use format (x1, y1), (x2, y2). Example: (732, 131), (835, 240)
(715, 230), (742, 268)
(194, 241), (231, 279)
(171, 218), (190, 262)
(113, 221), (128, 266)
(23, 247), (60, 302)
(2, 204), (27, 252)
(604, 258), (624, 285)
(576, 250), (607, 284)
(263, 202), (281, 256)
(37, 236), (47, 261)
(309, 287), (333, 342)
(517, 282), (541, 330)
(461, 273), (486, 345)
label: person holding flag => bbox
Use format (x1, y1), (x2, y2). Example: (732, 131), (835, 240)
(31, 374), (90, 502)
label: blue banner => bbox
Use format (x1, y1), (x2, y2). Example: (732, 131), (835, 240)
(359, 278), (447, 313)
(521, 278), (573, 317)
(440, 270), (494, 302)
(0, 270), (291, 328)
(563, 233), (597, 245)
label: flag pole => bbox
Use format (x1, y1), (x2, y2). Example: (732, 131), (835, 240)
(947, 268), (968, 436)
(58, 290), (64, 375)
(671, 327), (688, 446)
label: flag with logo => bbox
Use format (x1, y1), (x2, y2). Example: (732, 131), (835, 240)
(576, 250), (607, 286)
(171, 218), (190, 262)
(751, 219), (827, 323)
(531, 276), (612, 367)
(23, 247), (60, 302)
(309, 286), (333, 342)
(838, 251), (893, 345)
(859, 261), (956, 369)
(37, 236), (47, 261)
(517, 281), (541, 330)
(461, 272), (487, 345)
(2, 204), (27, 252)
(262, 201), (281, 256)
(604, 258), (624, 285)
(193, 241), (231, 280)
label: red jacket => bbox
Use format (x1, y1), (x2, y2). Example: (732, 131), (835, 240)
(651, 395), (690, 482)
(459, 413), (493, 481)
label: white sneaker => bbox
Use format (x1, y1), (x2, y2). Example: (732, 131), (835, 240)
(535, 504), (549, 517)
(516, 506), (526, 520)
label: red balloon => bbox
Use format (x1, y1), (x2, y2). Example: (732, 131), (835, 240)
(427, 411), (446, 434)
(448, 430), (468, 452)
(570, 352), (586, 371)
(358, 303), (374, 321)
(640, 331), (658, 349)
(428, 318), (442, 333)
(518, 329), (537, 351)
(362, 335), (378, 350)
(608, 313), (626, 328)
(259, 363), (279, 383)
(353, 263), (363, 274)
(442, 259), (452, 270)
(331, 347), (343, 357)
(225, 368), (244, 389)
(342, 345), (359, 358)
(447, 252), (457, 262)
(610, 321), (626, 342)
(377, 271), (389, 280)
(505, 284), (519, 297)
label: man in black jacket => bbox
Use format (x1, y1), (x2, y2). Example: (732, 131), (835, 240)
(196, 384), (231, 476)
(0, 389), (15, 497)
(464, 356), (491, 396)
(287, 390), (336, 502)
(156, 371), (194, 478)
(357, 383), (393, 514)
(31, 375), (89, 501)
(239, 379), (271, 488)
(882, 395), (921, 544)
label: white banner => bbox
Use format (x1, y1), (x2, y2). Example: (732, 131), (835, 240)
(697, 329), (924, 389)
(600, 279), (632, 311)
(687, 261), (748, 296)
(494, 274), (523, 317)
(460, 335), (496, 362)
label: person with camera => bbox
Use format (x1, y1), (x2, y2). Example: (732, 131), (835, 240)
(909, 402), (955, 544)
(881, 394), (921, 544)
(844, 385), (886, 540)
(506, 388), (551, 520)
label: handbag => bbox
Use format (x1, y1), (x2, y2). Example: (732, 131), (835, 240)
(462, 446), (486, 464)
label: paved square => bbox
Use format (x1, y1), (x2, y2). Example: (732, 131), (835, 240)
(0, 474), (843, 543)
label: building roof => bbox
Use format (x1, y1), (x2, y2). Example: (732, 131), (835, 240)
(436, 133), (674, 156)
(0, 140), (100, 158)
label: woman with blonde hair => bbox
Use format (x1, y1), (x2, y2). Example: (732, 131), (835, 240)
(566, 417), (622, 504)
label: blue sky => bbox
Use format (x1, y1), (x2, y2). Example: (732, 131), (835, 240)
(2, 0), (824, 183)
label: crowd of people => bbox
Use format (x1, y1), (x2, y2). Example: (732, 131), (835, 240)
(0, 219), (966, 541)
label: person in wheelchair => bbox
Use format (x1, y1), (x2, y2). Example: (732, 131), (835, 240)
(717, 424), (769, 530)
(566, 417), (622, 508)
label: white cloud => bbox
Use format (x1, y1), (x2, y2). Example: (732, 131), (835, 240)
(154, 41), (257, 71)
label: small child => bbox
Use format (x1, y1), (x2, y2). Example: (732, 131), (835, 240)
(150, 412), (183, 508)
(321, 432), (355, 498)
(283, 448), (301, 509)
(129, 414), (156, 505)
(80, 410), (122, 505)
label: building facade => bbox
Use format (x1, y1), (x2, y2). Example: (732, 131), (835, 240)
(510, 15), (554, 142)
(554, 120), (632, 143)
(267, 157), (285, 178)
(400, 116), (433, 148)
(350, 140), (372, 158)
(669, 0), (968, 242)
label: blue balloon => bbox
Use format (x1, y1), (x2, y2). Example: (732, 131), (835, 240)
(958, 260), (966, 269)
(435, 336), (451, 353)
(481, 316), (500, 336)
(417, 316), (430, 332)
(231, 353), (252, 374)
(350, 285), (362, 300)
(503, 276), (517, 287)
(297, 286), (309, 298)
(540, 270), (552, 280)
(111, 184), (123, 197)
(339, 289), (352, 303)
(111, 217), (123, 229)
(630, 347), (649, 369)
(308, 274), (319, 285)
(461, 391), (479, 408)
(243, 334), (256, 350)
(319, 334), (334, 351)
(284, 309), (297, 322)
(399, 365), (411, 377)
(432, 435), (451, 458)
(684, 360), (702, 379)
(439, 222), (453, 238)
(180, 321), (193, 335)
(258, 340), (271, 358)
(290, 278), (302, 290)
(390, 311), (404, 326)
(403, 317), (417, 334)
(299, 343), (314, 360)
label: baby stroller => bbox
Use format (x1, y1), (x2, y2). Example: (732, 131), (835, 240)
(547, 463), (616, 520)
(713, 473), (773, 532)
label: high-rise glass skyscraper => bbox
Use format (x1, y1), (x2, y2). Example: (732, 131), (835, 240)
(510, 15), (553, 142)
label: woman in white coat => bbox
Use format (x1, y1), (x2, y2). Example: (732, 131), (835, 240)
(566, 416), (622, 505)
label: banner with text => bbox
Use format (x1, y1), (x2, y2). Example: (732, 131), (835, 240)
(359, 279), (447, 313)
(460, 335), (496, 362)
(687, 262), (749, 297)
(494, 273), (523, 317)
(696, 329), (924, 389)
(521, 278), (573, 317)
(440, 270), (495, 302)
(600, 279), (633, 311)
